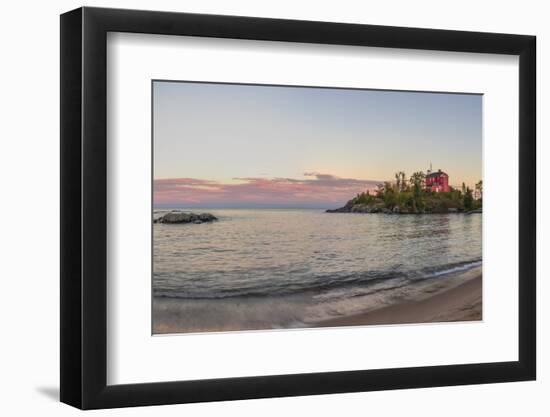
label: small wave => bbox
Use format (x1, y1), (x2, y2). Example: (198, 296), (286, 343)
(415, 259), (482, 280)
(153, 258), (482, 300)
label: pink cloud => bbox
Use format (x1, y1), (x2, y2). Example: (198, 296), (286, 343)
(154, 173), (380, 208)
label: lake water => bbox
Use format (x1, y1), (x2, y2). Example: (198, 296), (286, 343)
(153, 209), (482, 332)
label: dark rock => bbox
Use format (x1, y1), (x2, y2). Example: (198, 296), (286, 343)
(199, 213), (217, 221)
(326, 200), (464, 215)
(161, 212), (192, 223)
(351, 204), (369, 213)
(326, 206), (350, 213)
(156, 211), (217, 224)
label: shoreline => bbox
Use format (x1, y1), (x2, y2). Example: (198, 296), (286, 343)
(153, 266), (482, 334)
(315, 268), (482, 328)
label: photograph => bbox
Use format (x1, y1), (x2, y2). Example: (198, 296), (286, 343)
(52, 3), (539, 412)
(152, 81), (483, 334)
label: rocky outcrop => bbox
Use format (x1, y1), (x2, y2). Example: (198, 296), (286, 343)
(328, 204), (391, 214)
(325, 199), (355, 213)
(154, 211), (218, 224)
(326, 202), (466, 215)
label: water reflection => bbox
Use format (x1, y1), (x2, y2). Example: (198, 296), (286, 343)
(153, 209), (481, 300)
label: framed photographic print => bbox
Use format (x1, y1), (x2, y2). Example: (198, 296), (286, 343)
(60, 7), (536, 409)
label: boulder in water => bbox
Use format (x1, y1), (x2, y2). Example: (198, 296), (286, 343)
(156, 212), (217, 224)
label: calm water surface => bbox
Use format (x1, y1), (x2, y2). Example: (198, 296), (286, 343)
(153, 209), (481, 331)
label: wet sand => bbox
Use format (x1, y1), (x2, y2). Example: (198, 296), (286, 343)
(316, 270), (482, 328)
(153, 267), (482, 334)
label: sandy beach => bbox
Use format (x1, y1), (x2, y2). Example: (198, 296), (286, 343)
(316, 267), (482, 328)
(153, 266), (482, 334)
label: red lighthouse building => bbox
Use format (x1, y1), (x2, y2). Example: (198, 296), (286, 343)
(425, 168), (450, 193)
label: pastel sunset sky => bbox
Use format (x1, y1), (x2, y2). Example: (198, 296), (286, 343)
(153, 81), (482, 208)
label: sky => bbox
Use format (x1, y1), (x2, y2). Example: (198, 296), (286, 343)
(153, 81), (482, 208)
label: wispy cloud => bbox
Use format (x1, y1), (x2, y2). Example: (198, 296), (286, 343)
(154, 173), (380, 208)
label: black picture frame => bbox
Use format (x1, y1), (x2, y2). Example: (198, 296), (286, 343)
(60, 6), (536, 410)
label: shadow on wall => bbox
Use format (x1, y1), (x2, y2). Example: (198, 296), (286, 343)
(35, 386), (59, 401)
